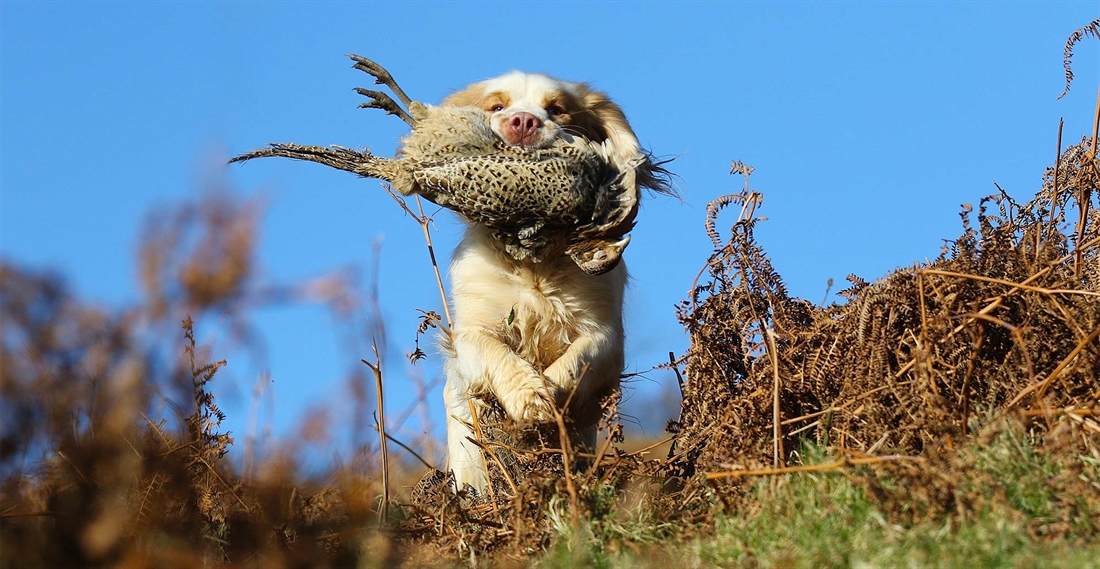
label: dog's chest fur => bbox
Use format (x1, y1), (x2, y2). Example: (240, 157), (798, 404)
(498, 262), (583, 371)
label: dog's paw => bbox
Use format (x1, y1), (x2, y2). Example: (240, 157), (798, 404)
(499, 382), (555, 423)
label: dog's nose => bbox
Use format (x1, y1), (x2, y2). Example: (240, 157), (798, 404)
(507, 112), (542, 145)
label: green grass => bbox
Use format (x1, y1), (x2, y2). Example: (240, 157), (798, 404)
(534, 432), (1100, 569)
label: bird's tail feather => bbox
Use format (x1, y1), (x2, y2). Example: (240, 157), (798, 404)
(229, 143), (400, 183)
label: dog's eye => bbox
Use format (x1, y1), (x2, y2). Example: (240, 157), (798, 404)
(547, 106), (565, 117)
(488, 104), (505, 112)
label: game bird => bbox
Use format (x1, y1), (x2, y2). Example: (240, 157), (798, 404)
(230, 55), (651, 275)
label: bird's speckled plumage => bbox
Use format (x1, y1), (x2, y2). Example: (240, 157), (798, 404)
(232, 103), (642, 274)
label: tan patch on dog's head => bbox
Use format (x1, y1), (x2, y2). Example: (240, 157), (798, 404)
(444, 83), (517, 115)
(477, 91), (512, 113)
(442, 83), (488, 108)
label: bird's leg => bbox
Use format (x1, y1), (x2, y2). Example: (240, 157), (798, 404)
(348, 54), (417, 127)
(348, 54), (414, 108)
(355, 87), (416, 127)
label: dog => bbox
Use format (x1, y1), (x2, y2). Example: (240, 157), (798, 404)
(438, 71), (663, 491)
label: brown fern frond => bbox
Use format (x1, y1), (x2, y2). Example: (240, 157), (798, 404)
(729, 160), (755, 177)
(704, 194), (743, 247)
(1058, 18), (1100, 99)
(704, 163), (763, 247)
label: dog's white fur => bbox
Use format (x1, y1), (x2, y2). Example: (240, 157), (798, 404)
(439, 72), (643, 491)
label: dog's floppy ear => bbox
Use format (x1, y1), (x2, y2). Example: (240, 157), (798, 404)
(442, 83), (487, 108)
(573, 84), (641, 159)
(575, 85), (674, 195)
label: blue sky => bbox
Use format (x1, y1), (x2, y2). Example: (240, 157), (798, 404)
(2, 2), (1097, 466)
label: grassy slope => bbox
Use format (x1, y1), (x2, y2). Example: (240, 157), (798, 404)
(535, 427), (1100, 569)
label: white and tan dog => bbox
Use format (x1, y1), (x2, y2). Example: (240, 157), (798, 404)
(438, 72), (660, 491)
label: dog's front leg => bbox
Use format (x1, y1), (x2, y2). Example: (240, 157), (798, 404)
(443, 374), (489, 492)
(451, 328), (555, 422)
(543, 328), (623, 412)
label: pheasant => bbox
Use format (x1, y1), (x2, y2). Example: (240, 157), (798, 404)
(230, 55), (652, 275)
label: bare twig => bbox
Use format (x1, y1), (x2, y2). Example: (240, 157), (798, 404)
(463, 436), (519, 497)
(1044, 117), (1064, 264)
(787, 419), (822, 438)
(628, 435), (676, 458)
(1023, 407), (1098, 417)
(0, 510), (55, 518)
(588, 425), (617, 476)
(1004, 323), (1100, 409)
(1034, 324), (1100, 402)
(781, 377), (915, 426)
(943, 267), (1052, 340)
(461, 400), (501, 520)
(919, 269), (1100, 298)
(1075, 84), (1100, 276)
(549, 402), (580, 528)
(362, 344), (390, 523)
(415, 196), (455, 331)
(376, 430), (435, 471)
(766, 328), (784, 468)
(705, 454), (925, 481)
(384, 184), (455, 333)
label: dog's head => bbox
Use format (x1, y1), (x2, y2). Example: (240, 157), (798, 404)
(446, 72), (637, 158)
(444, 71), (673, 195)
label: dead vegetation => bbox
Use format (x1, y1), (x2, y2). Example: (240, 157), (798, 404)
(3, 21), (1100, 569)
(670, 134), (1099, 534)
(674, 136), (1099, 473)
